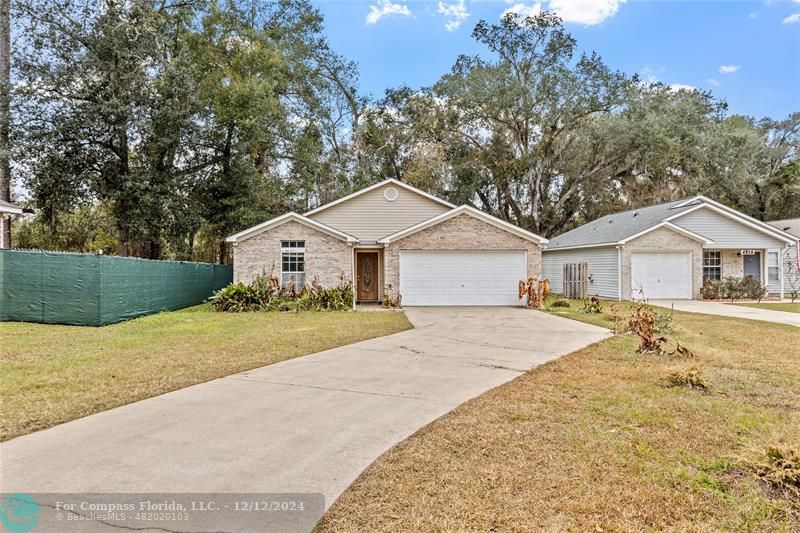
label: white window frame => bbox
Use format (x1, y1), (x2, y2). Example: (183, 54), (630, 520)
(281, 240), (305, 289)
(767, 251), (779, 283)
(703, 250), (722, 281)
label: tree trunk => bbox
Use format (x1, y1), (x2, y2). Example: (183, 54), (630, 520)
(0, 0), (11, 248)
(218, 240), (226, 265)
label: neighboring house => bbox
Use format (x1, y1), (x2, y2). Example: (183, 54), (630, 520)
(767, 218), (800, 296)
(0, 199), (25, 249)
(226, 179), (548, 306)
(542, 196), (797, 301)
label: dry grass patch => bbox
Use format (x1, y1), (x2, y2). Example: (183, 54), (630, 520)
(0, 306), (412, 440)
(318, 302), (799, 532)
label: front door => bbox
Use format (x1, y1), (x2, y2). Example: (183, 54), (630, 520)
(356, 252), (379, 301)
(743, 252), (761, 280)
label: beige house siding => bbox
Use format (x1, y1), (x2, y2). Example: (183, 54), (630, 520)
(384, 213), (542, 296)
(232, 220), (352, 286)
(621, 227), (703, 300)
(308, 183), (451, 241)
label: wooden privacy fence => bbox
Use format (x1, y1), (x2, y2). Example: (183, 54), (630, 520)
(563, 262), (588, 299)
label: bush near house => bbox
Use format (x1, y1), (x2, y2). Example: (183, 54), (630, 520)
(209, 273), (353, 312)
(701, 275), (768, 302)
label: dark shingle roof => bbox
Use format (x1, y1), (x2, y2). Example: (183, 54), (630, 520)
(546, 198), (703, 249)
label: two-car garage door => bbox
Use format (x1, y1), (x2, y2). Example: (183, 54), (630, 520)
(400, 251), (526, 306)
(630, 252), (692, 300)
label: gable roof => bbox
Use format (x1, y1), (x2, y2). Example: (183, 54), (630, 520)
(225, 212), (358, 244)
(767, 218), (800, 240)
(545, 196), (795, 250)
(304, 178), (455, 216)
(377, 205), (548, 244)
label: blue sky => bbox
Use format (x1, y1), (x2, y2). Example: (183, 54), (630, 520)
(312, 0), (800, 120)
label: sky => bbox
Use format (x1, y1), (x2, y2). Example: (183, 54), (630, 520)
(312, 0), (800, 120)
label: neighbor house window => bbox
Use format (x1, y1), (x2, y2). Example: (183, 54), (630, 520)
(703, 250), (721, 281)
(768, 252), (779, 283)
(281, 240), (305, 289)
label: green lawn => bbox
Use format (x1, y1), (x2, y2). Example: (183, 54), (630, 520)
(0, 305), (412, 441)
(319, 300), (799, 532)
(732, 302), (800, 313)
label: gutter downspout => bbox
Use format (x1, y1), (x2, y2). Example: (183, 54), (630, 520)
(616, 245), (623, 301)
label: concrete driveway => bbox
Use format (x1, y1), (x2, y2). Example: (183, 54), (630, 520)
(651, 299), (800, 327)
(0, 308), (607, 530)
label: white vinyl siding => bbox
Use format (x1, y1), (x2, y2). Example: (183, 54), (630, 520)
(399, 251), (525, 306)
(673, 207), (786, 249)
(542, 246), (619, 299)
(309, 183), (451, 241)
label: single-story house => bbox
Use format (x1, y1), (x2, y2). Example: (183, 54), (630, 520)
(542, 196), (798, 300)
(226, 179), (548, 306)
(767, 218), (800, 295)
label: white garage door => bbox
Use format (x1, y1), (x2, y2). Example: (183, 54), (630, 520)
(400, 251), (526, 306)
(631, 252), (692, 300)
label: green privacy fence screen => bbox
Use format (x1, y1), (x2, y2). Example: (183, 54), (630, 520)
(0, 250), (232, 325)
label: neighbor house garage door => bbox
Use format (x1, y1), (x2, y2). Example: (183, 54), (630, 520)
(631, 252), (692, 300)
(399, 251), (526, 306)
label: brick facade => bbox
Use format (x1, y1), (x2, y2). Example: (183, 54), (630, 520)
(384, 213), (542, 295)
(621, 227), (704, 299)
(232, 220), (352, 286)
(721, 249), (744, 278)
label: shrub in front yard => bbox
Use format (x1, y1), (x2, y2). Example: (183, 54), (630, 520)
(702, 276), (768, 302)
(664, 367), (709, 391)
(582, 296), (603, 313)
(550, 298), (570, 308)
(209, 274), (353, 312)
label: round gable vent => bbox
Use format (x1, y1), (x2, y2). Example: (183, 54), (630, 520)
(384, 187), (399, 202)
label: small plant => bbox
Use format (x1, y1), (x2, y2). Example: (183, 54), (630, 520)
(653, 308), (674, 335)
(550, 298), (570, 308)
(582, 296), (603, 314)
(746, 447), (800, 500)
(382, 284), (402, 309)
(701, 277), (723, 300)
(628, 303), (668, 354)
(518, 277), (544, 309)
(664, 367), (709, 391)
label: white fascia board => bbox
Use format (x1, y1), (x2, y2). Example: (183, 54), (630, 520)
(665, 202), (795, 244)
(0, 204), (24, 215)
(617, 221), (713, 245)
(304, 178), (455, 216)
(377, 205), (548, 244)
(226, 212), (358, 243)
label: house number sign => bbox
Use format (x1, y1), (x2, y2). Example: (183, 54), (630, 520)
(740, 249), (757, 256)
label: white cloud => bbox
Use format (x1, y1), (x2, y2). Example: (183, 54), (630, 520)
(365, 0), (412, 25)
(669, 83), (697, 92)
(783, 12), (800, 24)
(548, 0), (626, 25)
(438, 0), (470, 31)
(707, 78), (721, 87)
(719, 64), (740, 74)
(502, 2), (542, 20)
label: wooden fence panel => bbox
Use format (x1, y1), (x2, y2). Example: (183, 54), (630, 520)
(563, 262), (588, 299)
